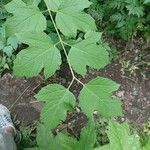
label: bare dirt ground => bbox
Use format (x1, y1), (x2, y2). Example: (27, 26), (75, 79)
(0, 74), (43, 126)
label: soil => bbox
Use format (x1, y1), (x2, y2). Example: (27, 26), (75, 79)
(0, 37), (149, 131)
(0, 74), (43, 126)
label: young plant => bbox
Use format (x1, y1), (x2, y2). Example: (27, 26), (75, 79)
(4, 0), (123, 149)
(0, 25), (20, 75)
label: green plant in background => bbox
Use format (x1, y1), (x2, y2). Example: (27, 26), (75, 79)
(0, 0), (11, 21)
(25, 121), (150, 150)
(120, 60), (139, 76)
(88, 0), (150, 41)
(0, 25), (20, 74)
(138, 122), (150, 150)
(96, 121), (150, 150)
(88, 0), (150, 79)
(18, 126), (37, 150)
(0, 0), (20, 74)
(1, 0), (150, 149)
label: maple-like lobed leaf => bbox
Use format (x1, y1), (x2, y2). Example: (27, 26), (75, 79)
(44, 0), (61, 11)
(56, 12), (96, 38)
(56, 119), (96, 150)
(14, 32), (61, 79)
(5, 0), (46, 36)
(45, 0), (96, 37)
(35, 84), (76, 129)
(79, 77), (122, 117)
(36, 124), (61, 150)
(44, 0), (92, 13)
(96, 121), (141, 150)
(68, 32), (109, 76)
(76, 119), (96, 150)
(25, 124), (61, 150)
(26, 120), (96, 150)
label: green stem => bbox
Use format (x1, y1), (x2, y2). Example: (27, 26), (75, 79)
(46, 7), (85, 89)
(48, 10), (75, 77)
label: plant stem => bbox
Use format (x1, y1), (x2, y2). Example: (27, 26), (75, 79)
(75, 77), (85, 86)
(68, 78), (75, 89)
(46, 8), (85, 89)
(48, 10), (75, 77)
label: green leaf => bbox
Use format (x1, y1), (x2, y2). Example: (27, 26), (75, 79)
(0, 3), (9, 20)
(30, 123), (94, 150)
(125, 0), (144, 17)
(45, 0), (96, 37)
(79, 77), (122, 117)
(14, 32), (61, 79)
(56, 134), (77, 150)
(35, 84), (76, 129)
(144, 0), (150, 4)
(95, 145), (110, 150)
(7, 35), (19, 49)
(45, 0), (91, 12)
(0, 0), (12, 5)
(26, 124), (61, 150)
(57, 120), (96, 150)
(143, 136), (150, 150)
(44, 0), (61, 11)
(23, 0), (41, 6)
(25, 148), (39, 150)
(76, 120), (96, 150)
(5, 0), (46, 36)
(3, 46), (13, 57)
(97, 121), (141, 150)
(0, 26), (6, 39)
(68, 32), (109, 75)
(27, 124), (87, 150)
(37, 124), (61, 150)
(0, 41), (5, 50)
(110, 13), (123, 22)
(126, 5), (144, 17)
(109, 0), (124, 9)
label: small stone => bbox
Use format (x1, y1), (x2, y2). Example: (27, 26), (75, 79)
(129, 103), (132, 106)
(135, 57), (138, 61)
(132, 90), (138, 96)
(93, 111), (98, 115)
(135, 49), (139, 53)
(116, 91), (125, 98)
(73, 90), (77, 93)
(62, 79), (66, 84)
(76, 107), (80, 112)
(121, 117), (125, 122)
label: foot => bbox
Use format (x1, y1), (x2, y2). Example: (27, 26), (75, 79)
(0, 104), (16, 137)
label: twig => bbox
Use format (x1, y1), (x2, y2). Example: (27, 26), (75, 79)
(9, 85), (31, 110)
(121, 75), (137, 83)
